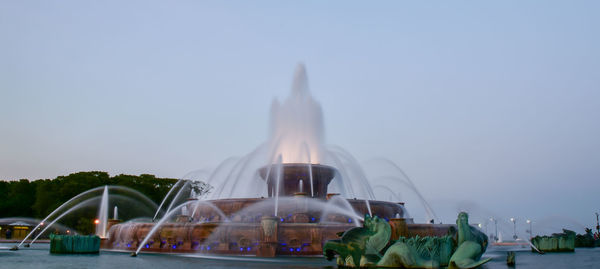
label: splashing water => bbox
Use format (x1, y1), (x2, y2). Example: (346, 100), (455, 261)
(32, 197), (101, 245)
(151, 63), (437, 224)
(16, 185), (155, 249)
(96, 186), (109, 238)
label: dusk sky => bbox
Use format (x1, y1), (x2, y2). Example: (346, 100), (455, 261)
(1, 1), (599, 233)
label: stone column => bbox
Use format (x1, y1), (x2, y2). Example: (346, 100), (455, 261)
(257, 216), (279, 257)
(389, 218), (408, 240)
(310, 227), (323, 253)
(106, 219), (121, 233)
(217, 225), (229, 251)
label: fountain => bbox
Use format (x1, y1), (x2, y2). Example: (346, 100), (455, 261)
(11, 185), (156, 251)
(96, 186), (109, 238)
(103, 64), (455, 257)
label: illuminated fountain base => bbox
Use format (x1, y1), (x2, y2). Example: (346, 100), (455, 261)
(102, 164), (454, 257)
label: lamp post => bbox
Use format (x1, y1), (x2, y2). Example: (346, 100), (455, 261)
(526, 219), (532, 239)
(510, 218), (517, 240)
(483, 221), (487, 235)
(490, 217), (498, 242)
(596, 212), (600, 234)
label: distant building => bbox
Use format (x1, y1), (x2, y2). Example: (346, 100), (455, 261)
(0, 220), (33, 240)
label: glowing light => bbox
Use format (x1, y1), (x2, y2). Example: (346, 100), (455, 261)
(94, 219), (100, 225)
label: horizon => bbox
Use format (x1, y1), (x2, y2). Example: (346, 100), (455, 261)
(1, 1), (599, 233)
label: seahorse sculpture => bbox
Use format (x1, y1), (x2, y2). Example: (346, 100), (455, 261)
(323, 212), (490, 268)
(448, 212), (491, 269)
(377, 235), (450, 268)
(323, 215), (391, 267)
(379, 212), (490, 268)
(323, 212), (490, 269)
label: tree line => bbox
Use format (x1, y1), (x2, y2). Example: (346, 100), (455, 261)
(0, 171), (207, 234)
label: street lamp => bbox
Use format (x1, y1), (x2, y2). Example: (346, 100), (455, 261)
(596, 212), (600, 234)
(490, 217), (498, 242)
(510, 217), (517, 240)
(484, 221), (488, 236)
(526, 219), (532, 239)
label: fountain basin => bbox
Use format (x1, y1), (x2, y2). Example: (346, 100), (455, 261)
(102, 196), (455, 257)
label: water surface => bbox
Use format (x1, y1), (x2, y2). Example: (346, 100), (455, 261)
(1, 243), (598, 269)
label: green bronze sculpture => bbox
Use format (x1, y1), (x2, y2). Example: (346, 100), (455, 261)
(323, 215), (391, 267)
(447, 212), (491, 269)
(377, 235), (453, 268)
(531, 229), (575, 252)
(323, 212), (490, 268)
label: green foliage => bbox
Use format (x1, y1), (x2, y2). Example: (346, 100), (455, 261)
(1, 179), (38, 217)
(0, 171), (206, 234)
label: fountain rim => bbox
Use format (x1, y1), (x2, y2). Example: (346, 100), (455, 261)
(257, 163), (337, 180)
(187, 197), (405, 205)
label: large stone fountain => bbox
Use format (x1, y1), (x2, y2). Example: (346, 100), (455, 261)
(101, 65), (457, 257)
(103, 162), (456, 257)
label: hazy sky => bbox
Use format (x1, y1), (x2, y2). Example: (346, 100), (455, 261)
(1, 1), (599, 231)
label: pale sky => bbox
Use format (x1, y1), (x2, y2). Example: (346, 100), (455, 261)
(1, 1), (599, 232)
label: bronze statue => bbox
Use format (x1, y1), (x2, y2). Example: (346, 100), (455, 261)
(323, 212), (490, 268)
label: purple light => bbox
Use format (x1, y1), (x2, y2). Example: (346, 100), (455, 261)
(247, 247), (251, 251)
(145, 244), (149, 248)
(127, 244), (131, 247)
(296, 248), (301, 252)
(172, 245), (177, 249)
(207, 246), (211, 250)
(240, 247), (243, 251)
(289, 248), (294, 252)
